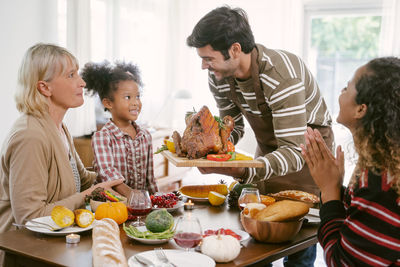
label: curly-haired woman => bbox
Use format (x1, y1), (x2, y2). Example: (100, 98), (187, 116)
(301, 57), (400, 266)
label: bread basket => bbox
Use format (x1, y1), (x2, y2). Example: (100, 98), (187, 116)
(240, 212), (303, 243)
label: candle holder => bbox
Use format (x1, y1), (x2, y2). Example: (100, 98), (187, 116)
(66, 233), (80, 244)
(184, 200), (195, 210)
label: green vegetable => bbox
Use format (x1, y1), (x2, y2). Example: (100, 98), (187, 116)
(145, 209), (174, 233)
(123, 223), (175, 239)
(155, 145), (168, 154)
(232, 183), (257, 195)
(227, 152), (236, 161)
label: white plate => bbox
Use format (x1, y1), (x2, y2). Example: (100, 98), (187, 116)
(25, 216), (93, 236)
(232, 229), (250, 243)
(202, 228), (250, 246)
(180, 194), (209, 202)
(305, 208), (320, 224)
(125, 226), (172, 244)
(152, 201), (184, 212)
(128, 249), (215, 267)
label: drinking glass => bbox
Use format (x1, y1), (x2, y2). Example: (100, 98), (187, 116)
(238, 188), (261, 210)
(173, 215), (202, 251)
(127, 189), (152, 227)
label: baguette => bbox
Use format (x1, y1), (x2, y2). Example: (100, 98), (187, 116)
(92, 218), (128, 267)
(255, 200), (309, 222)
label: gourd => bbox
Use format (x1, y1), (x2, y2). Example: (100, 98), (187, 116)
(200, 233), (241, 263)
(145, 209), (174, 233)
(74, 209), (94, 228)
(95, 202), (128, 225)
(51, 206), (75, 227)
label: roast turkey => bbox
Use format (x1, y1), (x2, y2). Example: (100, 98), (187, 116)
(172, 106), (234, 159)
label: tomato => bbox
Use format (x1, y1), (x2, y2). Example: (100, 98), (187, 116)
(206, 154), (231, 161)
(227, 141), (235, 152)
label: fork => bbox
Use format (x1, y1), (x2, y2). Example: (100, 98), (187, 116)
(154, 248), (177, 267)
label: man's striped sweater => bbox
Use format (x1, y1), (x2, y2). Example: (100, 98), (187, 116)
(209, 43), (332, 183)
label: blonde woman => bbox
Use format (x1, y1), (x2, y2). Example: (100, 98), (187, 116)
(301, 57), (400, 266)
(0, 43), (123, 235)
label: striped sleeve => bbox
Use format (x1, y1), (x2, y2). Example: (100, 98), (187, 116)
(318, 182), (400, 266)
(244, 78), (307, 183)
(208, 73), (245, 144)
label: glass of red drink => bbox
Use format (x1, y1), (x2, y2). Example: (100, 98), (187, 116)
(127, 189), (152, 227)
(173, 215), (202, 251)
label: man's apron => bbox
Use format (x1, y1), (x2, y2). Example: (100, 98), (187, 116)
(227, 48), (334, 196)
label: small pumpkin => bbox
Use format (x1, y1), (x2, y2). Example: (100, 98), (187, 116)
(74, 209), (94, 228)
(51, 206), (75, 228)
(94, 202), (128, 225)
(200, 233), (241, 263)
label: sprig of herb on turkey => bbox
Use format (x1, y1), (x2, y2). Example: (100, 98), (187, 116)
(154, 145), (168, 154)
(185, 107), (197, 120)
(214, 115), (225, 129)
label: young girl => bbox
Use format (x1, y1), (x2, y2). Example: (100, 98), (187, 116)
(81, 61), (158, 197)
(301, 57), (400, 266)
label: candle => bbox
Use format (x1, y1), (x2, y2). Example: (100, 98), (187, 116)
(184, 199), (194, 210)
(66, 233), (80, 244)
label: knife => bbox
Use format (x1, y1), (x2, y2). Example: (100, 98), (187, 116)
(134, 255), (155, 267)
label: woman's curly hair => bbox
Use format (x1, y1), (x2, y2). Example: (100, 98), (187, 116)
(351, 57), (400, 195)
(80, 60), (142, 102)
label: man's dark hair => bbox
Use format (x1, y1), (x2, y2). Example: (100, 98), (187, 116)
(186, 6), (255, 60)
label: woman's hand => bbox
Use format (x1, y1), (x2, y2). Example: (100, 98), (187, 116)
(83, 178), (125, 195)
(300, 127), (344, 203)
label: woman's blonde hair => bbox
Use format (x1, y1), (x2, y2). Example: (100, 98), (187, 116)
(15, 43), (78, 117)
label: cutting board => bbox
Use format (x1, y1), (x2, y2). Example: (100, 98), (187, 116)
(160, 151), (264, 168)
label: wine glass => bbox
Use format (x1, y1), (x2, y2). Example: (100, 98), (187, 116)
(173, 215), (202, 251)
(127, 189), (152, 227)
(238, 188), (261, 210)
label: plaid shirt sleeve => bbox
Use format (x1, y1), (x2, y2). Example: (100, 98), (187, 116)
(144, 131), (158, 194)
(92, 131), (125, 182)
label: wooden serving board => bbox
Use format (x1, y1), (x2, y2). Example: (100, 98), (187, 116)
(160, 151), (264, 168)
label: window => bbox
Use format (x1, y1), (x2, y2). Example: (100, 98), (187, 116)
(304, 1), (383, 184)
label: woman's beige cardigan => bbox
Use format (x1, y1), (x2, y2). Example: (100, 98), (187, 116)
(0, 113), (96, 233)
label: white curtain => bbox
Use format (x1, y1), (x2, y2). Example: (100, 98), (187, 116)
(379, 0), (400, 57)
(63, 0), (97, 136)
(70, 0), (304, 134)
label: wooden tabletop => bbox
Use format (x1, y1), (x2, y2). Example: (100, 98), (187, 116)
(0, 203), (318, 267)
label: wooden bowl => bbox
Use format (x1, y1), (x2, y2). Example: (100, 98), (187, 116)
(240, 212), (303, 243)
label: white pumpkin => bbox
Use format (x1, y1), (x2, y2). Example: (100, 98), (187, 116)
(200, 234), (241, 262)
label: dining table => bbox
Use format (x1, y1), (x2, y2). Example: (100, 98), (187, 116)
(0, 201), (319, 267)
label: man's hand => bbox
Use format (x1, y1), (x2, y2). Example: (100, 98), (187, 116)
(300, 127), (344, 203)
(198, 167), (246, 178)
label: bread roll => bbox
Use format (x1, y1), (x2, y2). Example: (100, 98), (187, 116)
(243, 203), (266, 218)
(255, 200), (309, 222)
(92, 218), (128, 267)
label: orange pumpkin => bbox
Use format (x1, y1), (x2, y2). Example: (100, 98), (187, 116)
(94, 202), (128, 225)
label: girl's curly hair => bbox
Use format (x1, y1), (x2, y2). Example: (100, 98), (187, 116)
(80, 60), (142, 101)
(351, 57), (400, 195)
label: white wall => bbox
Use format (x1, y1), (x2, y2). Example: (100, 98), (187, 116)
(0, 0), (59, 145)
